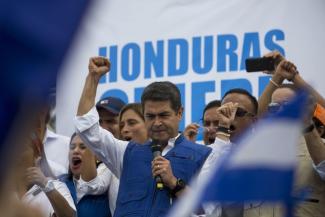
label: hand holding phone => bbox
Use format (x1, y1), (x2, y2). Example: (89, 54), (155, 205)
(245, 57), (275, 72)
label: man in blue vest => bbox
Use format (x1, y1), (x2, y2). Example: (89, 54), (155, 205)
(74, 56), (211, 217)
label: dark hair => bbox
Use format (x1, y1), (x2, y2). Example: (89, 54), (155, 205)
(202, 100), (221, 119)
(70, 132), (78, 144)
(67, 133), (77, 179)
(141, 81), (182, 112)
(222, 88), (258, 115)
(119, 103), (144, 123)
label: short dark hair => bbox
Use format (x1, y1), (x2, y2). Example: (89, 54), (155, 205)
(141, 81), (182, 112)
(119, 103), (144, 123)
(202, 100), (221, 119)
(222, 88), (258, 115)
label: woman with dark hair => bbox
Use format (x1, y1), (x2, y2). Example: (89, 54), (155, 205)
(61, 133), (113, 217)
(119, 103), (148, 144)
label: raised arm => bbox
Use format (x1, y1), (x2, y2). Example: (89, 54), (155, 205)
(258, 57), (297, 116)
(304, 100), (325, 166)
(75, 57), (128, 178)
(257, 51), (286, 116)
(292, 74), (325, 108)
(77, 57), (110, 116)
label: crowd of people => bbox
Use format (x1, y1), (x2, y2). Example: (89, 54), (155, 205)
(4, 51), (325, 217)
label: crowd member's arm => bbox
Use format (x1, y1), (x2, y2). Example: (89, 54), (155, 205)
(303, 101), (325, 180)
(75, 57), (128, 178)
(77, 57), (109, 116)
(305, 127), (325, 165)
(257, 51), (285, 116)
(292, 74), (325, 108)
(258, 60), (297, 116)
(26, 167), (76, 217)
(215, 102), (238, 142)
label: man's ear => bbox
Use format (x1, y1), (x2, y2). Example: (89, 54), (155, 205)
(177, 107), (184, 120)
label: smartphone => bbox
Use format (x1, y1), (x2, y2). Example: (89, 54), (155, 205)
(314, 103), (325, 125)
(245, 57), (275, 72)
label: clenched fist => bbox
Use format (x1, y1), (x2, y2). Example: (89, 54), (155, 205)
(88, 56), (110, 77)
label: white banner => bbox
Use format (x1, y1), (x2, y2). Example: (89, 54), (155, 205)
(57, 0), (325, 137)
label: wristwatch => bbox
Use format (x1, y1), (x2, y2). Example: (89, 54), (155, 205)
(170, 178), (186, 196)
(41, 179), (55, 193)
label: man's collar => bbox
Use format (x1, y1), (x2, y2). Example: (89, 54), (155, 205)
(166, 133), (181, 148)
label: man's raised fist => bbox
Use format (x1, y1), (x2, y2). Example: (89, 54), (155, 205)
(88, 56), (110, 77)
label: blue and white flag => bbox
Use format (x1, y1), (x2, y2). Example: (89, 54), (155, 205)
(0, 0), (90, 185)
(168, 92), (307, 217)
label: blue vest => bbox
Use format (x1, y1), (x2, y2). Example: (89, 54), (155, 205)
(63, 176), (112, 217)
(114, 134), (211, 217)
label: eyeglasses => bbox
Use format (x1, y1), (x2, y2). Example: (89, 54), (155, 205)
(268, 101), (289, 114)
(235, 107), (255, 117)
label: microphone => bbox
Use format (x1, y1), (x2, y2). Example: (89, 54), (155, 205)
(151, 140), (164, 190)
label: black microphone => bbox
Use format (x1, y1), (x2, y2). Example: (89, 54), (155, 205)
(151, 140), (164, 190)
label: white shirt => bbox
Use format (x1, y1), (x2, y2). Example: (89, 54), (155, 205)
(197, 137), (233, 217)
(73, 163), (119, 215)
(74, 106), (179, 179)
(43, 129), (70, 176)
(21, 180), (76, 217)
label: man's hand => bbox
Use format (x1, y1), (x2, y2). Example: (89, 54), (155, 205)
(77, 56), (111, 116)
(88, 57), (110, 78)
(25, 167), (49, 188)
(151, 156), (177, 189)
(263, 50), (285, 74)
(274, 60), (297, 81)
(183, 123), (200, 142)
(216, 102), (238, 129)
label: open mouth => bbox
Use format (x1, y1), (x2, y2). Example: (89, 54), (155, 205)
(71, 157), (82, 167)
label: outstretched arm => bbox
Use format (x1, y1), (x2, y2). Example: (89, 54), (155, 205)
(292, 74), (325, 108)
(75, 57), (128, 178)
(77, 57), (110, 116)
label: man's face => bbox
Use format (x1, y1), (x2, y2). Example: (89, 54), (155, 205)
(222, 93), (256, 141)
(98, 109), (120, 138)
(203, 107), (219, 145)
(144, 100), (182, 143)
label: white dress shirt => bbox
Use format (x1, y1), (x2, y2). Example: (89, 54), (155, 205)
(73, 163), (119, 215)
(43, 129), (70, 176)
(21, 180), (76, 217)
